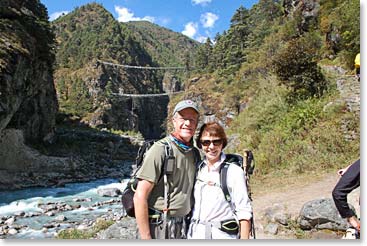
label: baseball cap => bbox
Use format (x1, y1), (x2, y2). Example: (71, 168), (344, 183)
(173, 100), (199, 115)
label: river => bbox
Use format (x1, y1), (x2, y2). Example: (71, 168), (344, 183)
(0, 178), (129, 239)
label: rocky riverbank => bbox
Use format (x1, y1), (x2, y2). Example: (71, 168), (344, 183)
(0, 126), (140, 191)
(0, 184), (130, 239)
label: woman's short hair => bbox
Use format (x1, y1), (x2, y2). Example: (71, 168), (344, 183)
(196, 122), (227, 149)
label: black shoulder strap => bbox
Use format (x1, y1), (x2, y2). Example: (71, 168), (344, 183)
(219, 162), (231, 203)
(192, 147), (201, 165)
(158, 139), (174, 181)
(220, 154), (243, 204)
(220, 161), (239, 219)
(244, 150), (255, 175)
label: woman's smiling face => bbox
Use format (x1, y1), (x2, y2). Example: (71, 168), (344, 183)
(200, 132), (223, 164)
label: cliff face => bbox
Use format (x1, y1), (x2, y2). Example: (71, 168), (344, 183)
(108, 96), (169, 139)
(0, 0), (58, 143)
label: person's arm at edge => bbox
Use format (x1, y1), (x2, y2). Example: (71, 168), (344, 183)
(134, 179), (155, 239)
(239, 219), (251, 239)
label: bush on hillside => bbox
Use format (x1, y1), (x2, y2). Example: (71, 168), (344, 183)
(272, 35), (328, 100)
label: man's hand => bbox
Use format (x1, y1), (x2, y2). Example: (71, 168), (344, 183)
(347, 216), (360, 232)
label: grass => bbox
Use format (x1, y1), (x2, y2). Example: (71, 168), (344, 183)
(225, 68), (359, 181)
(56, 219), (114, 239)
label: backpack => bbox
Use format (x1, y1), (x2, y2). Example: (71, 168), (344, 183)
(220, 151), (255, 203)
(121, 139), (173, 217)
(219, 151), (256, 238)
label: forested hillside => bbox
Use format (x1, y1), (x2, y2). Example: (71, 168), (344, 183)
(126, 20), (200, 93)
(126, 21), (199, 68)
(174, 0), (360, 178)
(51, 3), (158, 119)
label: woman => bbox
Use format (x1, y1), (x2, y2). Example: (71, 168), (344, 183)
(187, 122), (252, 239)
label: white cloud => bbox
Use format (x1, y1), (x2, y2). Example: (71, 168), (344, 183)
(200, 12), (218, 28)
(182, 22), (198, 38)
(192, 0), (212, 6)
(115, 6), (155, 23)
(196, 36), (208, 43)
(49, 11), (69, 21)
(157, 17), (171, 26)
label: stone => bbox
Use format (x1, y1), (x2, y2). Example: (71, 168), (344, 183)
(7, 228), (18, 235)
(4, 218), (15, 225)
(96, 218), (137, 239)
(264, 203), (290, 225)
(264, 223), (278, 235)
(97, 187), (122, 197)
(55, 215), (67, 222)
(298, 198), (350, 231)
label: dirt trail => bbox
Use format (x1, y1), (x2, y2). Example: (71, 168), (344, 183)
(251, 172), (360, 239)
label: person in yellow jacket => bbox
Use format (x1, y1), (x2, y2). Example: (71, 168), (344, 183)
(354, 53), (360, 81)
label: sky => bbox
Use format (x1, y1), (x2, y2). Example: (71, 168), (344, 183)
(39, 0), (258, 43)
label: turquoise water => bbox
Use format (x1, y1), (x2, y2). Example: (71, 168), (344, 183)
(0, 178), (129, 239)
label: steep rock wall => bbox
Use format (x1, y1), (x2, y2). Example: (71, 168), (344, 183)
(0, 0), (58, 143)
(87, 95), (169, 139)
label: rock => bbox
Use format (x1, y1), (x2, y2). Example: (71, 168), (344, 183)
(46, 211), (55, 217)
(264, 203), (290, 225)
(97, 187), (122, 197)
(5, 218), (15, 225)
(0, 1), (58, 144)
(7, 228), (18, 235)
(55, 215), (67, 222)
(264, 223), (278, 235)
(73, 197), (93, 202)
(0, 0), (59, 191)
(77, 224), (89, 230)
(298, 198), (349, 231)
(96, 218), (137, 239)
(14, 211), (25, 217)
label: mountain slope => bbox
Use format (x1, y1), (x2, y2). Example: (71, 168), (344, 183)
(126, 21), (199, 68)
(51, 3), (164, 134)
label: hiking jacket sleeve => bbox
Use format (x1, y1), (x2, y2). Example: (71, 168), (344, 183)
(228, 164), (253, 220)
(332, 159), (360, 218)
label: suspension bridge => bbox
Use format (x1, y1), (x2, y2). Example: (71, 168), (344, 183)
(97, 60), (189, 70)
(98, 59), (187, 98)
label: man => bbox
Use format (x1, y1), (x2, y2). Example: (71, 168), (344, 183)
(133, 99), (200, 239)
(332, 159), (360, 235)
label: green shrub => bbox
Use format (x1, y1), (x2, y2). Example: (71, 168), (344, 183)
(56, 219), (114, 239)
(272, 35), (328, 99)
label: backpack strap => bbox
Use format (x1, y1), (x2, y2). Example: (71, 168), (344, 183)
(192, 147), (202, 165)
(220, 153), (257, 239)
(219, 162), (232, 203)
(219, 160), (239, 220)
(162, 139), (174, 238)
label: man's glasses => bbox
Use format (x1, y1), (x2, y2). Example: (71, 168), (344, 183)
(175, 117), (197, 124)
(200, 139), (222, 146)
